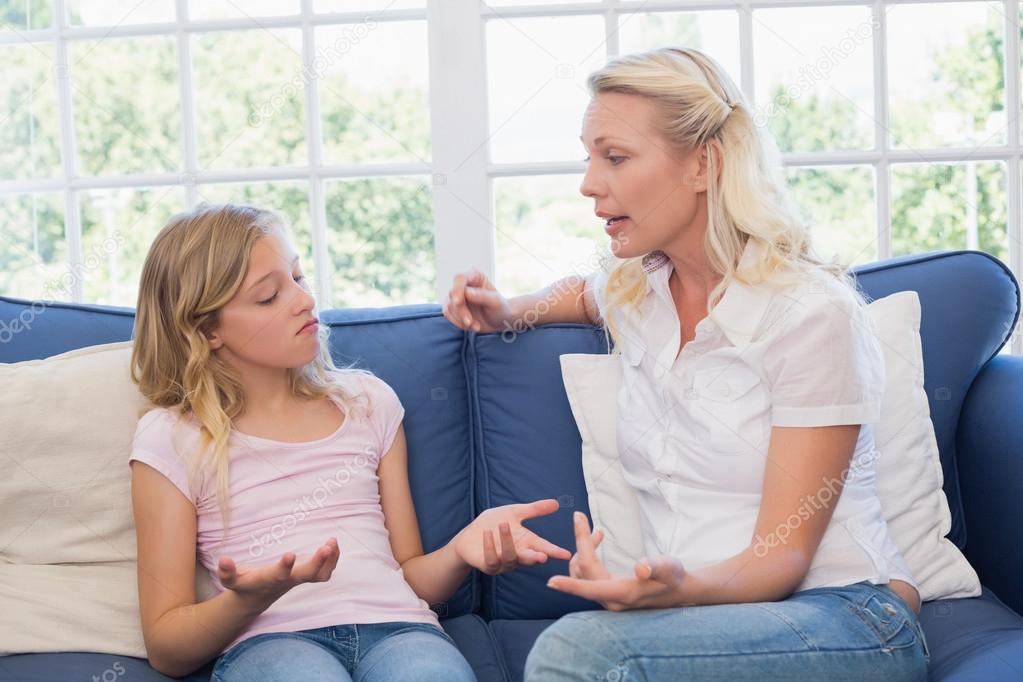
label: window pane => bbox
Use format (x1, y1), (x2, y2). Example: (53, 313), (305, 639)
(1, 1), (52, 30)
(79, 187), (185, 306)
(891, 162), (1007, 262)
(785, 166), (877, 266)
(486, 15), (606, 163)
(193, 29), (306, 170)
(189, 0), (299, 20)
(71, 36), (181, 176)
(888, 2), (1005, 149)
(1, 43), (60, 180)
(197, 181), (314, 286)
(323, 177), (433, 307)
(618, 10), (741, 85)
(753, 6), (875, 152)
(315, 0), (424, 11)
(0, 193), (66, 301)
(494, 174), (609, 296)
(67, 0), (175, 25)
(318, 21), (430, 164)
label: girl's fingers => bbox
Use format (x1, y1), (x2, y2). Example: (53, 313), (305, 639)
(529, 534), (572, 561)
(483, 529), (499, 572)
(499, 523), (518, 565)
(592, 529), (605, 551)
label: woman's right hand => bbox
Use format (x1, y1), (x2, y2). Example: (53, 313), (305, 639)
(442, 269), (514, 333)
(216, 537), (340, 609)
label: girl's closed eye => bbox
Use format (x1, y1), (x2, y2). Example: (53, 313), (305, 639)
(258, 274), (306, 305)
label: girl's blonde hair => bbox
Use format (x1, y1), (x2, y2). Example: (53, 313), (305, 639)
(130, 202), (367, 532)
(588, 47), (862, 348)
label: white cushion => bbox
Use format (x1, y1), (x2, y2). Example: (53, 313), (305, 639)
(560, 290), (981, 601)
(0, 341), (216, 657)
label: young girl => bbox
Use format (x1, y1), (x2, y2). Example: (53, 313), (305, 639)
(444, 47), (929, 680)
(128, 203), (571, 681)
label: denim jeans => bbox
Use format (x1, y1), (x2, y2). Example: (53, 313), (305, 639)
(210, 621), (476, 681)
(524, 581), (930, 681)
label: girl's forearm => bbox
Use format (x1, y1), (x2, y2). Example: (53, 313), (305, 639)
(146, 589), (273, 678)
(401, 541), (472, 607)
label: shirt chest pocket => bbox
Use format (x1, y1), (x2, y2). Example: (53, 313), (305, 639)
(690, 365), (767, 455)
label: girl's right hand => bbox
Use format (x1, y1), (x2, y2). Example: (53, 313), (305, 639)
(442, 269), (514, 333)
(216, 537), (340, 608)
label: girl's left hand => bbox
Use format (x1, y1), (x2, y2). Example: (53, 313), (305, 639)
(453, 499), (572, 575)
(546, 512), (688, 611)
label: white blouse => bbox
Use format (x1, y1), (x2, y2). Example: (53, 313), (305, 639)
(590, 238), (916, 592)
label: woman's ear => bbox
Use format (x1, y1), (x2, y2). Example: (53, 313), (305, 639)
(688, 141), (723, 193)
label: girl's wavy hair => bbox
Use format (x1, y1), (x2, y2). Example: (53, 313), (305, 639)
(130, 202), (368, 532)
(587, 47), (863, 349)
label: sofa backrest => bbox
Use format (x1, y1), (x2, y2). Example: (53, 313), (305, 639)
(0, 300), (478, 619)
(1, 249), (1018, 623)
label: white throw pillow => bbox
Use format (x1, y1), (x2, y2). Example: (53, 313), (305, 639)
(560, 290), (981, 601)
(0, 341), (217, 657)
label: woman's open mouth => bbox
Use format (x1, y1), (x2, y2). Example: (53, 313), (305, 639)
(604, 216), (630, 236)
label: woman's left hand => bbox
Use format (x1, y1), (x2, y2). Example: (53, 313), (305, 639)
(546, 512), (688, 611)
(452, 499), (572, 575)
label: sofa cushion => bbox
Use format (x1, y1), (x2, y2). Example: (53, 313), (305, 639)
(918, 587), (1023, 680)
(470, 324), (608, 620)
(853, 251), (1019, 548)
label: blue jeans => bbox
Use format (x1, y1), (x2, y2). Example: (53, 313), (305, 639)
(525, 581), (930, 681)
(210, 621), (476, 681)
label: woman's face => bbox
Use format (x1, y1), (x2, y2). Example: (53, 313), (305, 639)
(579, 91), (709, 259)
(206, 228), (320, 371)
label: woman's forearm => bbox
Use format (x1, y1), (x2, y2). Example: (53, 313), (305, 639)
(146, 589), (274, 678)
(401, 541), (472, 607)
(505, 274), (596, 330)
(669, 547), (808, 608)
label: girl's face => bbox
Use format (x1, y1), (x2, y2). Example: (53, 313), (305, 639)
(579, 91), (709, 259)
(206, 228), (320, 371)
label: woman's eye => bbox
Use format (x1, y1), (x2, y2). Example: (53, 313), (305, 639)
(258, 292), (278, 306)
(294, 274), (306, 283)
(608, 155), (625, 165)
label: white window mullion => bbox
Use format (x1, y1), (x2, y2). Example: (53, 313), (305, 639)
(175, 0), (199, 207)
(1004, 0), (1022, 353)
(739, 2), (755, 104)
(301, 0), (333, 309)
(427, 0), (494, 302)
(53, 0), (83, 303)
(873, 0), (891, 262)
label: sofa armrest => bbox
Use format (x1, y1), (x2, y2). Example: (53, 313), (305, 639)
(957, 353), (1023, 616)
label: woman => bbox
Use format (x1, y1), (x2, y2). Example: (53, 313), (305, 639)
(443, 47), (928, 681)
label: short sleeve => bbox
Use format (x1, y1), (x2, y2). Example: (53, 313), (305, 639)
(761, 280), (885, 427)
(362, 375), (406, 457)
(128, 409), (196, 505)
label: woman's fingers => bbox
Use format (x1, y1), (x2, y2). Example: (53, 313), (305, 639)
(572, 511), (597, 563)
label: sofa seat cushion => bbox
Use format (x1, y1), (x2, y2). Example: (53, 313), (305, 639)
(920, 587), (1023, 681)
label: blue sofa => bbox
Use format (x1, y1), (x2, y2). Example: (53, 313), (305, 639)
(3, 249), (1023, 681)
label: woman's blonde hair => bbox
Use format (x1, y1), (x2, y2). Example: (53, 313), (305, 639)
(130, 202), (367, 532)
(587, 47), (863, 348)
